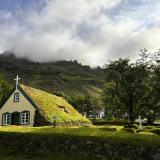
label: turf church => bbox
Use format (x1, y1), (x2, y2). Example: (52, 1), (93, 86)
(0, 76), (89, 127)
(0, 76), (36, 126)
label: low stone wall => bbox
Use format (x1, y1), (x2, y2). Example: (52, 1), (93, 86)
(0, 132), (159, 160)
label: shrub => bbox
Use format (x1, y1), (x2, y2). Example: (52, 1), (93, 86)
(121, 127), (137, 133)
(92, 119), (128, 126)
(149, 129), (160, 135)
(99, 127), (117, 132)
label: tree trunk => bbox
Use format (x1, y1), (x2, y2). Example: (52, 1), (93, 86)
(127, 106), (134, 127)
(147, 113), (155, 125)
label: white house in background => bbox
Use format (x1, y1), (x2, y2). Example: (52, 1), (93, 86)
(96, 109), (105, 119)
(87, 108), (105, 119)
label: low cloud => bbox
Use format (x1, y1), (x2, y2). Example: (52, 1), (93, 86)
(0, 0), (160, 66)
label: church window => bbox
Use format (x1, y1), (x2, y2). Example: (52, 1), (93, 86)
(21, 111), (30, 124)
(14, 93), (19, 102)
(2, 113), (10, 125)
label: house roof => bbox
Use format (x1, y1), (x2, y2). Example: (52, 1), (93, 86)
(0, 84), (90, 124)
(18, 85), (39, 110)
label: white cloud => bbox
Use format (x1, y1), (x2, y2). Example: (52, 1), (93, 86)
(0, 0), (160, 66)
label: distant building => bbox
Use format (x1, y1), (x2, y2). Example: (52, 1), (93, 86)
(87, 108), (105, 119)
(96, 109), (105, 119)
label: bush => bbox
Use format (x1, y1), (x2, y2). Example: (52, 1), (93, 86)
(144, 126), (155, 130)
(149, 129), (160, 135)
(132, 124), (140, 129)
(99, 127), (117, 132)
(121, 127), (137, 133)
(92, 119), (128, 126)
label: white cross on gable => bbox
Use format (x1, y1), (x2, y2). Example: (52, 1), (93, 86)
(14, 75), (21, 89)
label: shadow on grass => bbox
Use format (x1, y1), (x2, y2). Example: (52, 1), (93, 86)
(0, 148), (91, 160)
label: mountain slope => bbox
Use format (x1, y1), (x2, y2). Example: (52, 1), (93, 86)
(0, 53), (104, 107)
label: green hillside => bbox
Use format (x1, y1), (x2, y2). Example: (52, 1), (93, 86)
(0, 52), (104, 110)
(21, 84), (90, 125)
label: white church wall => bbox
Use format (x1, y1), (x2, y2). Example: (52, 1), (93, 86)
(0, 89), (36, 126)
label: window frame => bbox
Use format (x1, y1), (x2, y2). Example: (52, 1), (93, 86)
(2, 112), (11, 125)
(14, 93), (20, 102)
(21, 111), (30, 125)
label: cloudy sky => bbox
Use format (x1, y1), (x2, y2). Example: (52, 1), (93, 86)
(0, 0), (160, 66)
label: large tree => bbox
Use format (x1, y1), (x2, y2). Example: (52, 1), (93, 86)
(142, 51), (160, 124)
(103, 57), (150, 127)
(0, 73), (10, 103)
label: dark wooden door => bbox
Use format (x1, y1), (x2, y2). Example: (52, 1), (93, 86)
(11, 112), (20, 125)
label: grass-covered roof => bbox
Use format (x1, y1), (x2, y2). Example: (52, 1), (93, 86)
(20, 84), (90, 125)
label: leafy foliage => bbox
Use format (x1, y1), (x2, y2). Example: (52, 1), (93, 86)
(0, 74), (11, 104)
(103, 50), (160, 126)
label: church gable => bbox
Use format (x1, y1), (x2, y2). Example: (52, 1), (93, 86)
(0, 87), (36, 112)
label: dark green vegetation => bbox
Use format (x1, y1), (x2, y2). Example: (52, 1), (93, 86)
(0, 148), (89, 160)
(103, 49), (160, 126)
(92, 119), (129, 126)
(0, 126), (159, 160)
(0, 73), (11, 104)
(0, 52), (104, 114)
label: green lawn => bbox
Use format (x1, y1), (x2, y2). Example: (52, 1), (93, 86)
(0, 125), (159, 160)
(0, 125), (159, 146)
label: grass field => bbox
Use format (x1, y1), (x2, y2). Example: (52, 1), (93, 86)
(0, 125), (159, 146)
(0, 125), (159, 160)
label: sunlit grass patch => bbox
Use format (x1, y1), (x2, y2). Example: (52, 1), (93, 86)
(0, 125), (160, 157)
